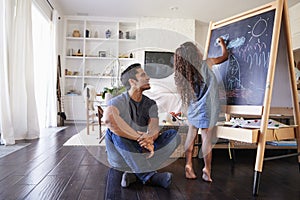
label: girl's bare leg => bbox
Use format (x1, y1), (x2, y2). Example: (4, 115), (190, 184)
(200, 128), (213, 182)
(184, 125), (198, 179)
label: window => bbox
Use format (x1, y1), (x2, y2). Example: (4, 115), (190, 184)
(32, 3), (55, 128)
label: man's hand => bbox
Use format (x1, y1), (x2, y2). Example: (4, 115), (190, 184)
(137, 132), (154, 147)
(137, 132), (155, 158)
(144, 144), (154, 159)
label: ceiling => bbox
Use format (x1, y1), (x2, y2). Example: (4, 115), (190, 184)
(50, 0), (299, 23)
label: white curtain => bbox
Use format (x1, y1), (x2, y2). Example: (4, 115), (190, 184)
(0, 0), (59, 145)
(0, 0), (15, 144)
(32, 6), (58, 128)
(10, 0), (40, 140)
(47, 10), (60, 127)
(0, 0), (40, 144)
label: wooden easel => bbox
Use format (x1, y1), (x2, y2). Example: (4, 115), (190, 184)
(204, 0), (300, 196)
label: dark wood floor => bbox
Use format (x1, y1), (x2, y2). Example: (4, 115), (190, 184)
(0, 125), (299, 200)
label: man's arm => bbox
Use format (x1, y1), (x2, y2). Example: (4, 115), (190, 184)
(206, 37), (229, 68)
(147, 118), (160, 140)
(104, 105), (142, 140)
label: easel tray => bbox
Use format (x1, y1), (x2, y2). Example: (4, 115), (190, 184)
(215, 125), (296, 143)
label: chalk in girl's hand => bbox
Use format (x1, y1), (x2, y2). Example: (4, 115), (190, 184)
(217, 37), (228, 46)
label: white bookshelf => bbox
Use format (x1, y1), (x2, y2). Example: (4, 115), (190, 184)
(62, 16), (138, 120)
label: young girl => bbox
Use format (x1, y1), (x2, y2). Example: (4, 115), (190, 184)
(174, 38), (228, 182)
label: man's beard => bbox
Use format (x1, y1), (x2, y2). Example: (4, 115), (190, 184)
(141, 84), (151, 91)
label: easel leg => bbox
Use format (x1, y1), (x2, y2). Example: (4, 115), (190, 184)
(230, 148), (236, 164)
(229, 148), (236, 174)
(229, 141), (236, 164)
(253, 171), (261, 196)
(296, 134), (300, 173)
(253, 131), (266, 196)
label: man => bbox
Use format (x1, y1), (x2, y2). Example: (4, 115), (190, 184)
(104, 63), (180, 189)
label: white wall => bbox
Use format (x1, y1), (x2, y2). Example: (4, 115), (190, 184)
(135, 17), (194, 64)
(134, 17), (209, 64)
(290, 2), (300, 50)
(139, 17), (195, 43)
(195, 20), (209, 53)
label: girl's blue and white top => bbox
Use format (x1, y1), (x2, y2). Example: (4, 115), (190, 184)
(187, 61), (220, 128)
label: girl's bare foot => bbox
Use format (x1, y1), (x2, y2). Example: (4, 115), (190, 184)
(185, 165), (197, 179)
(202, 168), (212, 182)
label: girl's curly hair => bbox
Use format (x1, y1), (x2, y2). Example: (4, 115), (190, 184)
(174, 42), (204, 109)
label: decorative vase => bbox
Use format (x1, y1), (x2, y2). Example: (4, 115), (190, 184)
(105, 29), (111, 39)
(119, 30), (123, 39)
(125, 31), (130, 39)
(105, 93), (113, 104)
(72, 30), (80, 37)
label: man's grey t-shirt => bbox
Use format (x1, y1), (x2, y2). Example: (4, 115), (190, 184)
(107, 92), (158, 132)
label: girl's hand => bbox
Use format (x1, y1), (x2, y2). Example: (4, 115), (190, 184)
(217, 37), (226, 47)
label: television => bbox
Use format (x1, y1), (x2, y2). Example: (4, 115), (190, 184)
(144, 51), (174, 79)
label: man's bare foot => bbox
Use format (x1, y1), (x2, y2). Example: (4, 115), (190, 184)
(185, 165), (197, 179)
(202, 168), (212, 182)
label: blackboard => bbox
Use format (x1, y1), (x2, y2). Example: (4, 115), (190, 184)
(207, 10), (276, 105)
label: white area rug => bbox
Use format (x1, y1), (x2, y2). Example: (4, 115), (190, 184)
(40, 126), (68, 137)
(0, 143), (31, 158)
(63, 127), (106, 146)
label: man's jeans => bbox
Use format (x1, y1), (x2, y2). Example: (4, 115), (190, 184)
(105, 128), (181, 184)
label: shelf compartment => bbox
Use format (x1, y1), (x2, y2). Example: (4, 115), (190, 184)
(66, 39), (84, 56)
(85, 58), (117, 77)
(86, 21), (118, 39)
(215, 126), (296, 143)
(84, 75), (117, 79)
(85, 38), (117, 42)
(84, 78), (117, 95)
(85, 57), (116, 60)
(65, 75), (84, 78)
(119, 22), (137, 40)
(66, 37), (84, 40)
(85, 39), (117, 58)
(66, 20), (85, 37)
(64, 76), (83, 94)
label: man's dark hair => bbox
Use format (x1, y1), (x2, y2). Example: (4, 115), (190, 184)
(121, 63), (142, 90)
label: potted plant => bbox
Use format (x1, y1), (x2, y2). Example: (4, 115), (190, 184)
(101, 86), (126, 103)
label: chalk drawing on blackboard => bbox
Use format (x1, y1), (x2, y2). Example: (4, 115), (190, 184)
(226, 54), (241, 90)
(248, 17), (270, 43)
(208, 9), (275, 105)
(215, 34), (246, 49)
(227, 37), (245, 49)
